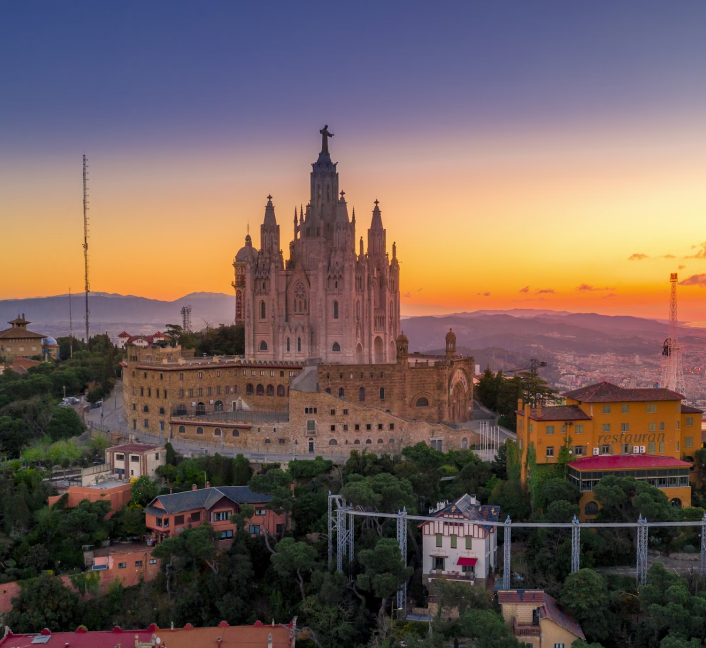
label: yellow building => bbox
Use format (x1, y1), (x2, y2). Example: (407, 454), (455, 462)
(0, 315), (47, 362)
(498, 589), (585, 648)
(516, 382), (703, 484)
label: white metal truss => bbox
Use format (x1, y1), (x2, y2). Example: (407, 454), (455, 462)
(328, 493), (346, 570)
(571, 516), (580, 573)
(661, 273), (686, 398)
(503, 516), (511, 589)
(396, 508), (408, 614)
(636, 515), (649, 586)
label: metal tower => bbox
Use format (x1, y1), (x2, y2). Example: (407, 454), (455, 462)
(181, 305), (192, 333)
(69, 288), (73, 358)
(396, 509), (408, 615)
(82, 155), (90, 349)
(636, 515), (649, 586)
(661, 273), (686, 397)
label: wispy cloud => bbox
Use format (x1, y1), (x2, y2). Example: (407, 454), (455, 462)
(628, 253), (649, 261)
(685, 242), (706, 259)
(535, 288), (555, 294)
(678, 265), (686, 270)
(679, 274), (706, 287)
(601, 293), (617, 299)
(519, 286), (530, 294)
(661, 254), (676, 259)
(476, 292), (491, 297)
(575, 284), (615, 292)
(401, 288), (423, 299)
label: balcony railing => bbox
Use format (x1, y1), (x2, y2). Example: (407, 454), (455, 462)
(171, 405), (289, 423)
(513, 619), (541, 637)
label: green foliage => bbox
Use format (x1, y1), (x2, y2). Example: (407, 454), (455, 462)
(130, 475), (159, 507)
(357, 537), (413, 617)
(342, 472), (416, 513)
(288, 456), (334, 479)
(560, 569), (611, 643)
(5, 573), (83, 632)
(271, 537), (319, 603)
(249, 468), (294, 514)
(0, 415), (30, 457)
(111, 505), (147, 538)
(455, 608), (522, 648)
(488, 479), (530, 521)
(46, 405), (85, 441)
(593, 475), (676, 522)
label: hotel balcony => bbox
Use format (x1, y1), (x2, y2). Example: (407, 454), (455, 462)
(513, 618), (541, 637)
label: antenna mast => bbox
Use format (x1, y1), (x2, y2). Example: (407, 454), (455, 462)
(82, 155), (90, 350)
(661, 273), (686, 398)
(69, 288), (73, 358)
(180, 305), (192, 334)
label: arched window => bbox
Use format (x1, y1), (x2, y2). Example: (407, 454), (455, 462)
(178, 425), (185, 434)
(332, 342), (341, 352)
(197, 427), (204, 435)
(671, 498), (683, 509)
(377, 439), (384, 444)
(416, 397), (429, 408)
(325, 387), (332, 394)
(584, 501), (598, 516)
(256, 384), (265, 395)
(265, 438), (271, 444)
(286, 337), (290, 352)
(176, 404), (187, 416)
(277, 385), (285, 397)
(266, 384), (274, 396)
(196, 402), (206, 415)
(214, 401), (223, 412)
(462, 437), (468, 449)
(159, 407), (165, 415)
(294, 282), (307, 314)
(333, 301), (339, 319)
(232, 429), (240, 437)
(259, 340), (268, 351)
(260, 301), (266, 319)
(262, 281), (266, 290)
(359, 387), (365, 401)
(329, 439), (338, 445)
(356, 301), (361, 320)
(379, 387), (385, 400)
(297, 337), (302, 352)
(338, 387), (344, 398)
(214, 428), (222, 436)
(354, 439), (361, 445)
(366, 439), (372, 445)
(246, 383), (254, 395)
(143, 405), (149, 413)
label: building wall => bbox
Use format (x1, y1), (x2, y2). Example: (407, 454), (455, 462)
(538, 618), (581, 648)
(122, 345), (302, 435)
(577, 483), (692, 522)
(47, 483), (132, 516)
(106, 446), (165, 479)
(0, 336), (44, 361)
(500, 602), (535, 625)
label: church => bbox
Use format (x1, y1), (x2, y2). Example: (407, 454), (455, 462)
(233, 127), (400, 364)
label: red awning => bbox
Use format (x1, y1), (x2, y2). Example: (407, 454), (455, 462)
(457, 557), (477, 567)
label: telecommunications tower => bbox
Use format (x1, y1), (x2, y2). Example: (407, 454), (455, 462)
(661, 273), (686, 398)
(181, 305), (192, 334)
(82, 155), (90, 349)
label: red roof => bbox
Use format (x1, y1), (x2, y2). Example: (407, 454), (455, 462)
(563, 381), (683, 402)
(498, 590), (546, 604)
(517, 404), (591, 422)
(682, 404), (703, 414)
(568, 454), (691, 471)
(117, 331), (131, 338)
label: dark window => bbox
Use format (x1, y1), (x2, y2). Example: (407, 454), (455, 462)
(190, 512), (200, 522)
(259, 340), (268, 351)
(585, 501), (599, 516)
(379, 387), (385, 400)
(260, 301), (266, 319)
(232, 428), (240, 437)
(339, 387), (344, 397)
(174, 515), (184, 525)
(143, 405), (149, 413)
(246, 383), (254, 394)
(329, 439), (338, 445)
(266, 384), (274, 396)
(196, 402), (206, 415)
(332, 342), (341, 352)
(333, 301), (339, 319)
(197, 427), (204, 435)
(159, 407), (165, 415)
(416, 397), (429, 407)
(277, 384), (285, 396)
(359, 387), (365, 401)
(214, 400), (223, 412)
(176, 404), (187, 416)
(257, 384), (265, 395)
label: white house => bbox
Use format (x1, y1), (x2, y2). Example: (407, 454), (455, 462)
(420, 494), (500, 586)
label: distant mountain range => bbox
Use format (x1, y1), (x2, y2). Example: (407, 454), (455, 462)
(2, 294), (704, 366)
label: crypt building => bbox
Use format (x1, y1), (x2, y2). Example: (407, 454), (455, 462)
(233, 127), (400, 364)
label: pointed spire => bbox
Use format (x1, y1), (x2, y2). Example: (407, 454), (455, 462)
(359, 236), (364, 256)
(371, 199), (383, 229)
(352, 207), (356, 224)
(392, 241), (397, 259)
(263, 195), (277, 226)
(294, 207), (298, 224)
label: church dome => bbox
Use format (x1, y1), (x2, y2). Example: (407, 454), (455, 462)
(235, 234), (259, 263)
(43, 336), (58, 346)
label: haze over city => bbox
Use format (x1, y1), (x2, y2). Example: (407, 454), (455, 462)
(2, 2), (706, 323)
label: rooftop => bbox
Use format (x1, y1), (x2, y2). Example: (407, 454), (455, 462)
(567, 454), (692, 471)
(107, 443), (161, 453)
(563, 381), (683, 403)
(147, 485), (272, 515)
(518, 404), (591, 422)
(497, 590), (584, 641)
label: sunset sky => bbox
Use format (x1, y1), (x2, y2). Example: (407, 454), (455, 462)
(2, 2), (706, 323)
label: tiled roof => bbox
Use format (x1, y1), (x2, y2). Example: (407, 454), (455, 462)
(148, 486), (272, 514)
(117, 331), (131, 337)
(568, 454), (691, 471)
(682, 404), (703, 414)
(518, 405), (591, 422)
(498, 589), (546, 604)
(0, 621), (295, 648)
(107, 443), (160, 453)
(0, 327), (46, 340)
(539, 593), (585, 640)
(563, 381), (683, 402)
(434, 493), (500, 531)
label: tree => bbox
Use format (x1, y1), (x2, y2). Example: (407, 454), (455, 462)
(490, 442), (508, 481)
(111, 505), (148, 538)
(0, 416), (30, 457)
(455, 608), (521, 648)
(249, 468), (294, 520)
(560, 569), (611, 643)
(271, 537), (319, 605)
(593, 475), (675, 523)
(517, 368), (558, 407)
(477, 367), (499, 411)
(130, 475), (159, 507)
(5, 573), (83, 632)
(342, 472), (415, 513)
(357, 537), (413, 620)
(46, 407), (85, 442)
(488, 479), (531, 521)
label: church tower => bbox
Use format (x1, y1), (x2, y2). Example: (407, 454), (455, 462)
(242, 127), (401, 364)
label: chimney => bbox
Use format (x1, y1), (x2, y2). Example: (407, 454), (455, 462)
(169, 488), (173, 494)
(192, 484), (197, 491)
(217, 638), (222, 648)
(206, 481), (210, 488)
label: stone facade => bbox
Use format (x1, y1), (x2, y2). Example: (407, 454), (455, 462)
(235, 129), (401, 364)
(0, 315), (47, 362)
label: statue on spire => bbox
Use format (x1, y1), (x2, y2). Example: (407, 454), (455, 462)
(319, 125), (334, 154)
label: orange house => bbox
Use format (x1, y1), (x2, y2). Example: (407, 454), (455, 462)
(144, 485), (286, 542)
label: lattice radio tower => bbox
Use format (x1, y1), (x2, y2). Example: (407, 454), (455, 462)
(82, 155), (91, 349)
(181, 305), (192, 334)
(661, 273), (686, 397)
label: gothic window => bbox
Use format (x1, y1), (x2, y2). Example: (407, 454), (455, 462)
(380, 387), (385, 400)
(332, 342), (341, 352)
(246, 384), (254, 395)
(416, 397), (429, 407)
(359, 387), (365, 402)
(179, 425), (185, 434)
(297, 337), (302, 352)
(266, 384), (274, 396)
(333, 301), (339, 319)
(259, 340), (268, 351)
(277, 385), (285, 397)
(236, 290), (243, 321)
(159, 407), (165, 415)
(143, 405), (149, 413)
(286, 337), (290, 352)
(256, 384), (265, 395)
(294, 281), (307, 314)
(339, 387), (344, 398)
(260, 301), (266, 319)
(356, 301), (361, 320)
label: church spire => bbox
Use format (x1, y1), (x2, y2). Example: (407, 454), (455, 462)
(367, 199), (386, 258)
(260, 194), (280, 257)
